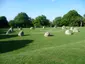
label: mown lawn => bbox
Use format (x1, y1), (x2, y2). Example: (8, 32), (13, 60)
(0, 27), (85, 64)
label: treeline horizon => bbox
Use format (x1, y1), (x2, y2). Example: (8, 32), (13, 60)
(0, 9), (85, 28)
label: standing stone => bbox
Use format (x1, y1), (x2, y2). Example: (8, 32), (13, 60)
(6, 29), (11, 35)
(80, 21), (83, 27)
(44, 32), (50, 37)
(73, 28), (79, 32)
(30, 27), (33, 29)
(19, 27), (22, 30)
(65, 30), (73, 35)
(70, 27), (74, 31)
(34, 26), (36, 28)
(18, 30), (24, 36)
(62, 26), (66, 30)
(6, 27), (13, 35)
(43, 26), (45, 29)
(54, 25), (57, 28)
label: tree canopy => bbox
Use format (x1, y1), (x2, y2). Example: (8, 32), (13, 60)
(53, 17), (62, 27)
(9, 20), (15, 27)
(61, 10), (83, 26)
(33, 15), (50, 27)
(1, 10), (85, 28)
(0, 16), (9, 28)
(14, 12), (32, 27)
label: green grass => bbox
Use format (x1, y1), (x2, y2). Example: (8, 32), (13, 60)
(0, 27), (85, 64)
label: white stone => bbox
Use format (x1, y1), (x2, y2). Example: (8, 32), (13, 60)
(73, 28), (79, 32)
(6, 27), (13, 35)
(43, 26), (45, 29)
(9, 27), (13, 32)
(18, 28), (21, 30)
(54, 25), (57, 28)
(34, 26), (36, 28)
(30, 27), (33, 29)
(70, 27), (74, 31)
(6, 31), (8, 35)
(62, 26), (66, 30)
(18, 30), (24, 36)
(18, 27), (22, 30)
(44, 32), (50, 37)
(65, 30), (72, 35)
(6, 30), (11, 35)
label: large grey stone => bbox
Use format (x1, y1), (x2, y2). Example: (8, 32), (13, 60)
(6, 27), (13, 35)
(73, 28), (79, 32)
(44, 32), (50, 37)
(18, 30), (24, 36)
(70, 27), (74, 31)
(43, 26), (45, 29)
(30, 27), (33, 29)
(62, 26), (66, 30)
(65, 30), (73, 35)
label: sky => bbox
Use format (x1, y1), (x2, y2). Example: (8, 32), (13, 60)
(0, 0), (85, 21)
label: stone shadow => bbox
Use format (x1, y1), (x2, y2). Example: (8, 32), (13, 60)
(0, 34), (18, 39)
(0, 40), (33, 53)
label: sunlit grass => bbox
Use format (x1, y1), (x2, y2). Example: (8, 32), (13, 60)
(0, 27), (85, 64)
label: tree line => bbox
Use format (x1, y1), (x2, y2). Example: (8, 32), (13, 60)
(0, 10), (85, 28)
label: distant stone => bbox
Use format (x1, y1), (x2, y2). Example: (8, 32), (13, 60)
(62, 26), (66, 30)
(65, 30), (73, 35)
(19, 27), (22, 30)
(44, 32), (50, 37)
(43, 26), (45, 29)
(73, 28), (79, 32)
(10, 27), (13, 32)
(6, 27), (13, 35)
(34, 26), (36, 28)
(54, 25), (57, 28)
(30, 27), (33, 29)
(6, 30), (11, 35)
(70, 27), (74, 31)
(18, 30), (24, 36)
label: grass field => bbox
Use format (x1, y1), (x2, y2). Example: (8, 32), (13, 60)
(0, 27), (85, 64)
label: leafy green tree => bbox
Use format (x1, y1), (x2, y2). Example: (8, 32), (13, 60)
(0, 16), (9, 28)
(82, 14), (85, 26)
(83, 14), (85, 18)
(9, 20), (15, 27)
(53, 17), (62, 27)
(61, 10), (83, 26)
(33, 15), (50, 27)
(29, 18), (34, 27)
(14, 12), (32, 27)
(49, 21), (54, 27)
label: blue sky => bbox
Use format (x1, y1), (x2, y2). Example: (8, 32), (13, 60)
(0, 0), (85, 21)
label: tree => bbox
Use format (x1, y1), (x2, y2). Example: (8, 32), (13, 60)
(33, 15), (50, 27)
(83, 14), (85, 18)
(14, 12), (32, 28)
(49, 21), (54, 27)
(61, 10), (83, 26)
(0, 16), (9, 28)
(9, 20), (15, 27)
(82, 14), (85, 26)
(29, 17), (34, 27)
(53, 17), (62, 27)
